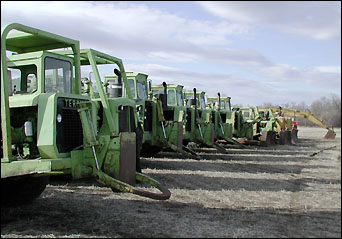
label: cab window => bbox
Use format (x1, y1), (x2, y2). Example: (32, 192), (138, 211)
(185, 94), (199, 107)
(137, 81), (147, 99)
(220, 101), (225, 110)
(127, 79), (136, 98)
(200, 95), (206, 109)
(167, 89), (176, 105)
(45, 57), (71, 93)
(176, 90), (184, 106)
(8, 64), (37, 95)
(227, 100), (232, 112)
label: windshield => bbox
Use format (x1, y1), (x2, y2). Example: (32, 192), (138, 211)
(243, 111), (250, 119)
(220, 101), (225, 110)
(227, 100), (232, 112)
(243, 110), (254, 120)
(137, 81), (147, 99)
(127, 79), (136, 98)
(186, 94), (199, 106)
(200, 94), (206, 109)
(176, 89), (184, 106)
(185, 94), (193, 100)
(152, 89), (163, 96)
(167, 89), (176, 105)
(45, 57), (71, 93)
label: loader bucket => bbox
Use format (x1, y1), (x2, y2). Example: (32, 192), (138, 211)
(260, 130), (276, 146)
(291, 129), (299, 144)
(285, 130), (292, 144)
(119, 132), (137, 186)
(279, 130), (292, 145)
(324, 130), (336, 139)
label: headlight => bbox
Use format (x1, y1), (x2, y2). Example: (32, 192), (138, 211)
(57, 114), (62, 123)
(118, 105), (124, 111)
(137, 105), (142, 112)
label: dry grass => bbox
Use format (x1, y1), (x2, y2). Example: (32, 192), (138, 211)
(1, 127), (341, 238)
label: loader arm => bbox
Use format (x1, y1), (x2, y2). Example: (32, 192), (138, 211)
(245, 115), (261, 126)
(270, 107), (336, 139)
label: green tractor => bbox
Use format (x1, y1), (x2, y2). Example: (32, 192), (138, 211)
(230, 106), (258, 143)
(146, 80), (200, 159)
(59, 48), (147, 172)
(183, 89), (227, 153)
(234, 106), (276, 146)
(207, 93), (242, 146)
(257, 107), (278, 145)
(1, 23), (170, 205)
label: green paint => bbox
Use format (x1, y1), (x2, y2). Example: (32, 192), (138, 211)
(1, 23), (170, 202)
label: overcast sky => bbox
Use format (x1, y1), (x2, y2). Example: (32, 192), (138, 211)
(1, 1), (341, 106)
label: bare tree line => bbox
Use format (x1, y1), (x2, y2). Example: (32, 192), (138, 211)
(260, 94), (341, 128)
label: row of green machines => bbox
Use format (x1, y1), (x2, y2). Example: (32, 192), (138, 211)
(116, 72), (294, 161)
(1, 23), (297, 206)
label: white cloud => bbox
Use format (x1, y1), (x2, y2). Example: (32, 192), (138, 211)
(1, 1), (243, 46)
(124, 62), (302, 106)
(1, 1), (340, 106)
(314, 66), (341, 74)
(251, 64), (341, 90)
(1, 1), (267, 66)
(198, 1), (341, 40)
(125, 62), (259, 90)
(125, 62), (341, 106)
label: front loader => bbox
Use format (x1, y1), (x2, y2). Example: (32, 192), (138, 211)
(233, 106), (276, 146)
(148, 81), (200, 159)
(231, 107), (255, 141)
(183, 89), (227, 153)
(1, 23), (170, 206)
(259, 108), (295, 144)
(207, 93), (242, 146)
(269, 107), (336, 140)
(255, 107), (277, 146)
(107, 72), (199, 159)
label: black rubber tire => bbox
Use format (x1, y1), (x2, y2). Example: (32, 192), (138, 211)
(1, 176), (49, 206)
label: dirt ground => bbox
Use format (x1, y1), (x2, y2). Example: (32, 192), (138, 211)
(1, 126), (341, 238)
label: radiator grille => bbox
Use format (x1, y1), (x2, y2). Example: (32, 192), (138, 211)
(62, 108), (83, 151)
(56, 98), (84, 153)
(185, 108), (192, 132)
(119, 106), (129, 132)
(234, 113), (239, 130)
(220, 113), (227, 122)
(144, 101), (153, 132)
(119, 106), (135, 132)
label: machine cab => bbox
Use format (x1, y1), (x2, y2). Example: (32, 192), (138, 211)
(7, 51), (76, 99)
